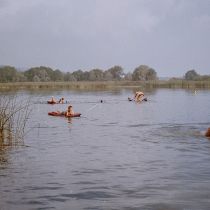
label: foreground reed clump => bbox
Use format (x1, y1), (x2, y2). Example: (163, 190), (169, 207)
(0, 95), (31, 148)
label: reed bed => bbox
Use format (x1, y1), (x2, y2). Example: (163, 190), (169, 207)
(0, 95), (31, 148)
(0, 80), (210, 91)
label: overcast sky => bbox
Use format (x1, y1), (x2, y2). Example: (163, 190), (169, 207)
(0, 0), (210, 77)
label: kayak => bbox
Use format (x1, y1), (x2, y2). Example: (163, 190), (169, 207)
(128, 97), (147, 102)
(48, 112), (81, 117)
(128, 97), (133, 101)
(47, 101), (57, 104)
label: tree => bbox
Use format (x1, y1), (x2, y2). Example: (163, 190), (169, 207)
(200, 75), (210, 81)
(132, 65), (157, 81)
(146, 68), (157, 80)
(81, 71), (90, 81)
(124, 72), (132, 80)
(0, 66), (18, 82)
(106, 65), (124, 80)
(24, 66), (54, 81)
(33, 75), (41, 82)
(89, 69), (104, 81)
(72, 70), (85, 81)
(16, 72), (27, 82)
(64, 72), (76, 81)
(104, 71), (113, 81)
(39, 70), (50, 81)
(52, 69), (64, 81)
(184, 70), (200, 80)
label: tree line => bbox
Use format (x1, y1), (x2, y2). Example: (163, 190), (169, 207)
(0, 65), (157, 83)
(0, 65), (209, 83)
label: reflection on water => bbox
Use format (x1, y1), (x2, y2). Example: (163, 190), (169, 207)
(0, 148), (9, 166)
(1, 89), (210, 210)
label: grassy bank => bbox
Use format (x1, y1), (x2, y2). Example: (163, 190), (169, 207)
(0, 80), (210, 91)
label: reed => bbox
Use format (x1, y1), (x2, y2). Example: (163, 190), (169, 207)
(0, 80), (210, 90)
(0, 95), (31, 148)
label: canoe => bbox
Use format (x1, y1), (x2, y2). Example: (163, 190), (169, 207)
(48, 112), (81, 117)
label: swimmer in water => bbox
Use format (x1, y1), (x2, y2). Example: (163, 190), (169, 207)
(205, 128), (210, 137)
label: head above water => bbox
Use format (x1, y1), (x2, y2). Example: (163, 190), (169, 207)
(205, 128), (210, 137)
(135, 91), (144, 96)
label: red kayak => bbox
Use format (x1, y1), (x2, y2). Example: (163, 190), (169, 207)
(48, 112), (81, 117)
(47, 101), (57, 104)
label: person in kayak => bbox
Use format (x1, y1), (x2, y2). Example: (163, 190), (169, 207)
(65, 105), (74, 117)
(48, 96), (57, 103)
(134, 91), (144, 102)
(58, 97), (65, 104)
(49, 105), (74, 116)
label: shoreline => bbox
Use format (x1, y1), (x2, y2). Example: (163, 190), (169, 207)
(0, 80), (210, 91)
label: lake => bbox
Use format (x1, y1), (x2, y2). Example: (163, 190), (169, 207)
(1, 88), (210, 210)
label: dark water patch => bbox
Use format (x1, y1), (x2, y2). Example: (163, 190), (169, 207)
(139, 203), (188, 210)
(84, 207), (107, 210)
(81, 186), (111, 191)
(72, 169), (107, 176)
(97, 123), (118, 127)
(7, 199), (47, 206)
(25, 186), (64, 191)
(72, 181), (97, 185)
(31, 125), (60, 129)
(46, 197), (68, 202)
(26, 200), (47, 205)
(61, 191), (116, 200)
(130, 135), (140, 139)
(36, 195), (68, 203)
(127, 123), (153, 128)
(45, 182), (65, 186)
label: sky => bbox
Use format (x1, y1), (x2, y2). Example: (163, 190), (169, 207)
(0, 0), (210, 77)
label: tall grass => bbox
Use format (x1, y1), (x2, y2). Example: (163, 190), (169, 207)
(0, 80), (210, 91)
(0, 95), (31, 148)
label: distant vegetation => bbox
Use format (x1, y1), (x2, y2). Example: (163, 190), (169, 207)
(0, 65), (210, 90)
(0, 65), (158, 82)
(184, 69), (210, 81)
(1, 65), (209, 83)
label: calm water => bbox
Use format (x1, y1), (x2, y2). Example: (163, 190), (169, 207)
(1, 89), (210, 210)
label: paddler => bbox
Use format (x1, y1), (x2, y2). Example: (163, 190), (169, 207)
(49, 96), (57, 103)
(58, 97), (65, 104)
(65, 105), (74, 117)
(134, 91), (144, 102)
(51, 96), (56, 103)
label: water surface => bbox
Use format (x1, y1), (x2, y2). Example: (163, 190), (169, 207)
(1, 89), (210, 210)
